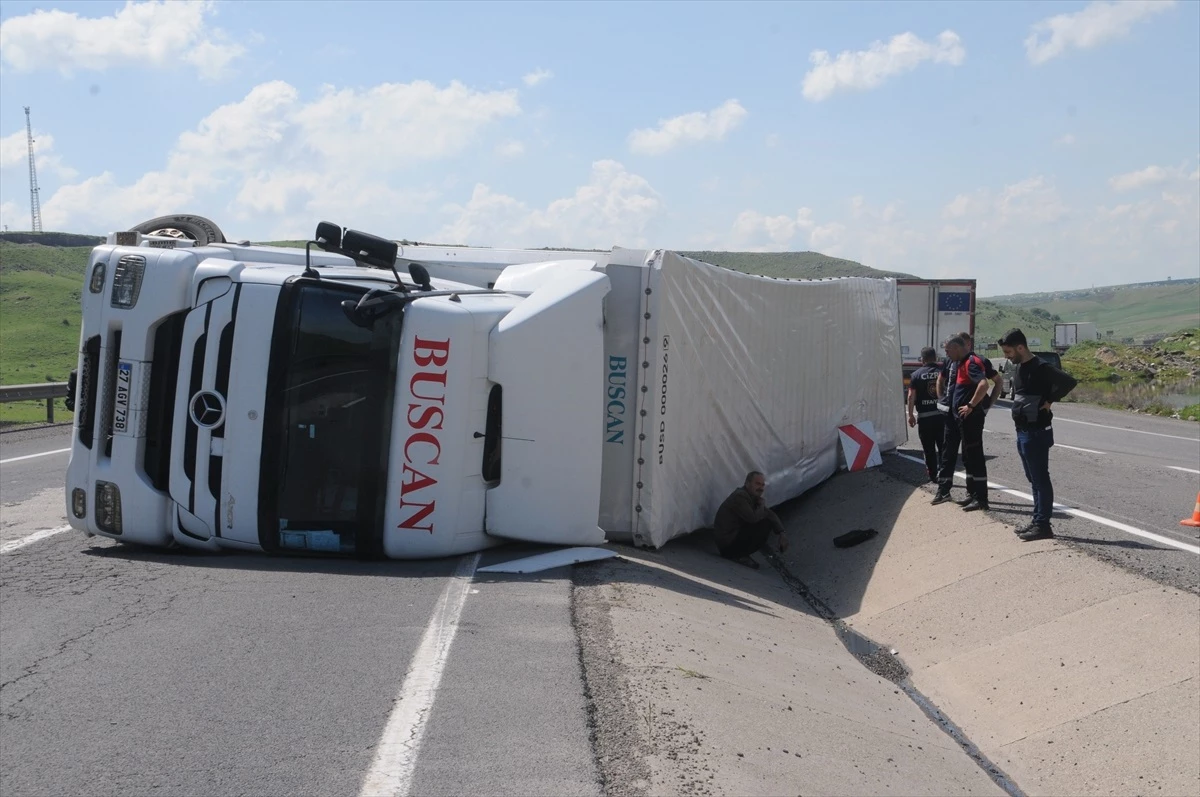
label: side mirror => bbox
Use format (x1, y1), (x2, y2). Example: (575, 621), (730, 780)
(342, 229), (399, 270)
(314, 221), (342, 252)
(341, 289), (404, 329)
(408, 262), (433, 291)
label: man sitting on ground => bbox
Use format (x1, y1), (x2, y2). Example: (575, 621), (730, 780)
(713, 471), (789, 569)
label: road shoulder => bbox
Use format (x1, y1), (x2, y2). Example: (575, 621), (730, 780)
(775, 466), (1200, 797)
(572, 539), (1005, 797)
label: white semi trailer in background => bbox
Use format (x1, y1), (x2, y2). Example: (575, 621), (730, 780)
(63, 214), (905, 560)
(1054, 322), (1099, 351)
(894, 278), (977, 390)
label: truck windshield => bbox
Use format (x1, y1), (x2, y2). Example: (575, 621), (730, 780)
(258, 281), (401, 556)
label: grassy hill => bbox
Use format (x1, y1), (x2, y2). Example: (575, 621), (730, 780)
(0, 241), (92, 423)
(974, 303), (1059, 351)
(678, 250), (916, 280)
(982, 279), (1200, 342)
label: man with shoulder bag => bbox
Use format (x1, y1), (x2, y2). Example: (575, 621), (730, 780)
(998, 328), (1079, 541)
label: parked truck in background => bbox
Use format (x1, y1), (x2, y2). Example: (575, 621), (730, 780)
(64, 214), (904, 560)
(895, 279), (977, 391)
(1054, 322), (1099, 352)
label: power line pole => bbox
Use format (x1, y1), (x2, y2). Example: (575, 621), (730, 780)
(25, 106), (43, 234)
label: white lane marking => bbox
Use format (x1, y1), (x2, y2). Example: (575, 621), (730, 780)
(1167, 466), (1200, 476)
(1053, 416), (1198, 442)
(360, 552), (481, 797)
(0, 447), (71, 465)
(1, 525), (72, 555)
(895, 453), (1200, 555)
(1056, 443), (1107, 455)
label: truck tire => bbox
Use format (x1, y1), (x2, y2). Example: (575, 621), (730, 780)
(129, 214), (227, 246)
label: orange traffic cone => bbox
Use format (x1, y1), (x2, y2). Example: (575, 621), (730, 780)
(1182, 493), (1200, 528)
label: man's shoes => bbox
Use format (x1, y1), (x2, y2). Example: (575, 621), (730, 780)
(734, 555), (761, 570)
(1017, 524), (1054, 541)
(931, 491), (953, 506)
(961, 498), (989, 512)
(955, 495), (975, 507)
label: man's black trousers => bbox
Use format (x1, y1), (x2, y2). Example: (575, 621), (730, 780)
(718, 519), (775, 559)
(916, 415), (945, 481)
(938, 409), (988, 502)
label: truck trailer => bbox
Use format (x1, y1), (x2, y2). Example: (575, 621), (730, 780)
(1053, 322), (1098, 351)
(895, 279), (977, 390)
(63, 214), (905, 560)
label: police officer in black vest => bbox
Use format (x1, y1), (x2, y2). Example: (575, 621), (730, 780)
(906, 347), (944, 482)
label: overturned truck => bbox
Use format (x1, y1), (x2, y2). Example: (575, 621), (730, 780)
(64, 214), (905, 559)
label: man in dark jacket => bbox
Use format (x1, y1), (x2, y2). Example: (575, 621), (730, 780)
(713, 471), (788, 568)
(932, 336), (992, 511)
(998, 328), (1079, 541)
(907, 346), (944, 482)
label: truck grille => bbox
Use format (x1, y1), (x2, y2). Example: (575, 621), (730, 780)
(177, 285), (240, 532)
(76, 336), (101, 450)
(142, 312), (187, 492)
(100, 331), (122, 458)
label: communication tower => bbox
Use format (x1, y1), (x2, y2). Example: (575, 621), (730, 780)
(25, 106), (43, 233)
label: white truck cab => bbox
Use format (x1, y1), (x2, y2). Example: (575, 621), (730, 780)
(65, 216), (610, 558)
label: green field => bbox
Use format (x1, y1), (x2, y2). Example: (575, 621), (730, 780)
(973, 303), (1059, 351)
(0, 241), (91, 424)
(982, 280), (1200, 342)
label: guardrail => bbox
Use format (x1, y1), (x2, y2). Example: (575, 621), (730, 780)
(0, 382), (69, 423)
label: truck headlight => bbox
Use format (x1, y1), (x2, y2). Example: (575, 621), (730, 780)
(72, 488), (87, 519)
(95, 481), (122, 533)
(111, 255), (146, 308)
(89, 262), (106, 293)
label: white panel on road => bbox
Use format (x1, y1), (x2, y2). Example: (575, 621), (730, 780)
(476, 547), (619, 574)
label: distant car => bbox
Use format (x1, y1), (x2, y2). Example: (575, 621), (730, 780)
(998, 351), (1065, 399)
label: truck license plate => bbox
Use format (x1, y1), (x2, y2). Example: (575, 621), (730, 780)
(113, 361), (132, 434)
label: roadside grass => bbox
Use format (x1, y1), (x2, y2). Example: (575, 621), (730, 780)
(1173, 403), (1200, 422)
(0, 242), (88, 426)
(1061, 332), (1200, 383)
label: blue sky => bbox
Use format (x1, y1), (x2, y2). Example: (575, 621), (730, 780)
(1, 0), (1197, 296)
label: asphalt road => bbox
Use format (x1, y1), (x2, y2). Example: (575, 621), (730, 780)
(0, 424), (72, 505)
(890, 400), (1200, 594)
(1, 425), (599, 797)
(3, 404), (1199, 796)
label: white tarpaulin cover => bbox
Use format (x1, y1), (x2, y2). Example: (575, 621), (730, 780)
(626, 251), (904, 549)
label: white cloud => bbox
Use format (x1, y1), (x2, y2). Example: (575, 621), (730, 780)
(0, 128), (77, 179)
(1056, 133), (1077, 146)
(627, 99), (747, 155)
(0, 200), (21, 229)
(39, 78), (521, 235)
(995, 176), (1069, 223)
(942, 191), (986, 219)
(1025, 0), (1176, 66)
(495, 140), (525, 159)
(1109, 164), (1171, 191)
(802, 30), (965, 102)
(0, 0), (247, 80)
(719, 175), (1198, 293)
(522, 68), (553, 87)
(732, 208), (815, 249)
(438, 160), (662, 248)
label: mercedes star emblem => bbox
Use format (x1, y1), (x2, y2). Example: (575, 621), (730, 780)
(189, 390), (226, 429)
